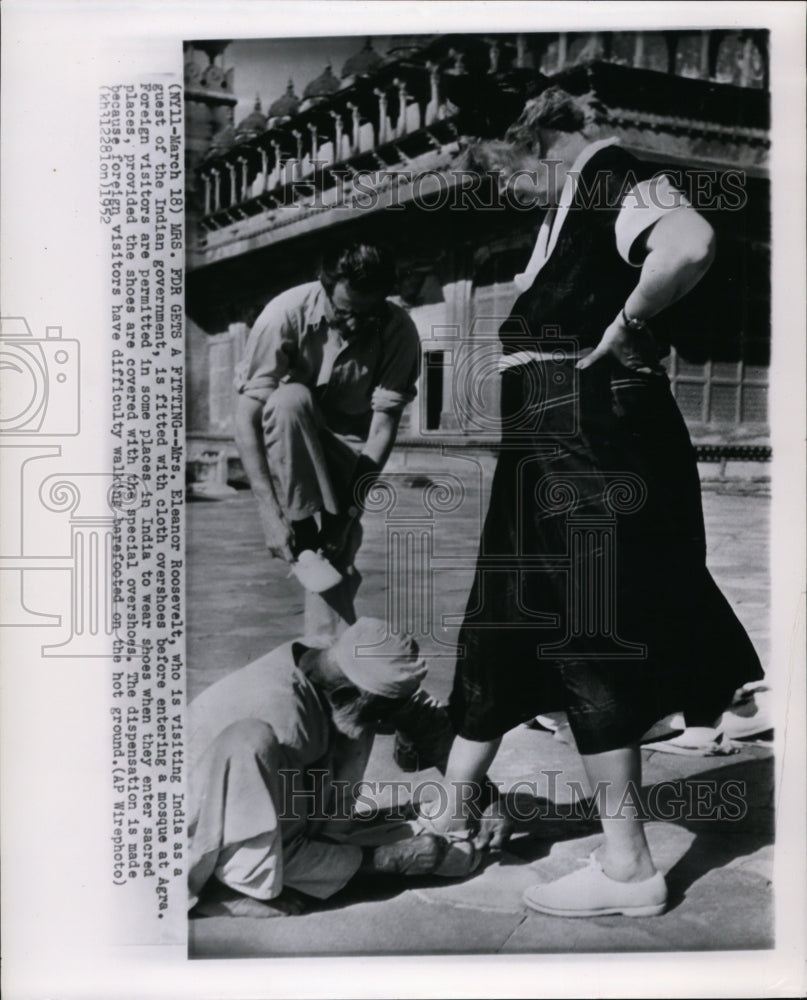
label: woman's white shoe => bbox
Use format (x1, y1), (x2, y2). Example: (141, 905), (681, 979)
(523, 855), (667, 918)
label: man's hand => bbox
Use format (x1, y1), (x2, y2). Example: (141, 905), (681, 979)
(576, 311), (663, 374)
(255, 496), (295, 563)
(473, 801), (515, 852)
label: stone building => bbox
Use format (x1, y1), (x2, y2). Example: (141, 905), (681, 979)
(183, 31), (770, 485)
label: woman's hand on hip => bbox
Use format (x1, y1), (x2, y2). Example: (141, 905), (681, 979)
(576, 311), (664, 374)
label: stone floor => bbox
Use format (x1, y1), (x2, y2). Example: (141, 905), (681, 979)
(186, 468), (772, 957)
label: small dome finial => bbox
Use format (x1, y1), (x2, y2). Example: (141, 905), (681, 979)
(341, 37), (383, 79)
(268, 79), (301, 119)
(303, 63), (341, 99)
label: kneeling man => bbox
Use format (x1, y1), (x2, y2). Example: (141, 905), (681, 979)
(188, 618), (472, 917)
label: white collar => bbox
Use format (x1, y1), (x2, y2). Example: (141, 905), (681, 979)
(513, 137), (621, 293)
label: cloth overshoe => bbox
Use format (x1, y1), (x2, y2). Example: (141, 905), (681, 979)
(289, 549), (343, 592)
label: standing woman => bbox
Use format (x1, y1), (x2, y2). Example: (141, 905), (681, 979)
(425, 88), (764, 917)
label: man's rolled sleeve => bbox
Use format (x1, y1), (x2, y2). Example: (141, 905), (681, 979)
(371, 311), (421, 414)
(371, 385), (416, 413)
(234, 297), (298, 404)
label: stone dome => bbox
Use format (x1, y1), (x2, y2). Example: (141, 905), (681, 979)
(235, 96), (268, 139)
(303, 63), (340, 100)
(268, 79), (301, 119)
(341, 38), (383, 78)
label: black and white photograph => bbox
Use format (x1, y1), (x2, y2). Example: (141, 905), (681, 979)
(184, 26), (778, 958)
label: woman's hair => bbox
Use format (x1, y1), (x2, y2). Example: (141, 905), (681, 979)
(460, 86), (606, 173)
(319, 242), (396, 297)
(504, 86), (605, 148)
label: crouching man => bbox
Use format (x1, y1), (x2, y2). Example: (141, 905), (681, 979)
(188, 618), (473, 918)
(234, 242), (421, 635)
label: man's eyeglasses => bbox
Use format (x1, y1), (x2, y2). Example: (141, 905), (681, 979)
(327, 297), (387, 332)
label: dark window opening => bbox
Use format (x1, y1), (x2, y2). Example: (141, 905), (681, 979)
(425, 351), (445, 430)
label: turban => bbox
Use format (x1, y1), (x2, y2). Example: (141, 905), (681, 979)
(330, 618), (427, 700)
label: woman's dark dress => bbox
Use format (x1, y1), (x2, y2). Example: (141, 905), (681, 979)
(448, 145), (764, 754)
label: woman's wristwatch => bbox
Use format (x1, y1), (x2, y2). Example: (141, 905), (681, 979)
(621, 306), (650, 331)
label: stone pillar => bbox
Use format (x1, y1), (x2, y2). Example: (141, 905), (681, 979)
(238, 156), (249, 200)
(330, 110), (344, 164)
(211, 168), (221, 211)
(259, 147), (269, 193)
(347, 102), (361, 155)
(307, 122), (319, 167)
(374, 88), (388, 144)
(270, 140), (282, 189)
(226, 163), (237, 206)
(292, 130), (303, 180)
(395, 79), (408, 138)
(426, 63), (440, 125)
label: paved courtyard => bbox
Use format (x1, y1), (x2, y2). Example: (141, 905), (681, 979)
(186, 459), (772, 957)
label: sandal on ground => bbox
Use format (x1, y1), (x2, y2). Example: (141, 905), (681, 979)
(523, 854), (667, 918)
